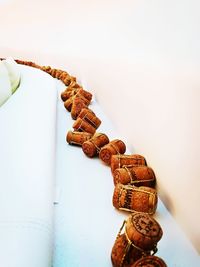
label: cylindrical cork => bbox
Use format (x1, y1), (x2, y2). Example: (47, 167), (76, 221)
(61, 88), (79, 102)
(111, 233), (145, 267)
(50, 69), (64, 79)
(113, 166), (156, 188)
(64, 96), (74, 112)
(64, 88), (92, 103)
(126, 213), (163, 251)
(131, 256), (167, 267)
(66, 131), (93, 146)
(82, 133), (109, 157)
(71, 97), (88, 120)
(73, 117), (96, 134)
(111, 154), (147, 174)
(67, 81), (82, 90)
(78, 108), (101, 129)
(60, 72), (75, 86)
(111, 213), (162, 267)
(64, 91), (91, 113)
(75, 89), (91, 106)
(57, 72), (71, 86)
(113, 184), (157, 214)
(77, 88), (93, 102)
(99, 139), (126, 165)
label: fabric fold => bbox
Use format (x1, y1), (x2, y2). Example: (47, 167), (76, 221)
(0, 65), (57, 267)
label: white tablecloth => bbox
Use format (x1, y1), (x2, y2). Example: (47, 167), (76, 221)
(0, 65), (57, 267)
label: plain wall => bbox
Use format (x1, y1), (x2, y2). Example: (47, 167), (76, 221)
(1, 0), (200, 252)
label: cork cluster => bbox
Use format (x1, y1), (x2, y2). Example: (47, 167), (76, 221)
(13, 58), (168, 267)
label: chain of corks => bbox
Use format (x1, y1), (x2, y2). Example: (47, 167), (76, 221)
(10, 58), (167, 267)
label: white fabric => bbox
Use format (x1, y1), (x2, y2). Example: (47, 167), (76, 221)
(0, 65), (57, 267)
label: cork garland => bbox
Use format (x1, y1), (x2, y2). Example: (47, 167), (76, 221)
(3, 58), (168, 266)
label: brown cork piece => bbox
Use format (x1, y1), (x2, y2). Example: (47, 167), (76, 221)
(113, 166), (156, 188)
(77, 88), (92, 102)
(111, 233), (144, 267)
(111, 154), (147, 174)
(112, 184), (157, 214)
(111, 213), (162, 267)
(71, 97), (88, 120)
(78, 108), (101, 130)
(82, 133), (109, 157)
(131, 255), (167, 267)
(99, 139), (126, 165)
(61, 88), (79, 102)
(73, 117), (96, 134)
(66, 131), (93, 146)
(64, 89), (91, 113)
(75, 89), (92, 105)
(64, 96), (74, 112)
(67, 81), (82, 90)
(126, 213), (163, 251)
(62, 87), (92, 102)
(59, 71), (75, 86)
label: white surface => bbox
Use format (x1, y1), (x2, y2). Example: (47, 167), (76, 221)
(53, 81), (200, 267)
(0, 65), (57, 267)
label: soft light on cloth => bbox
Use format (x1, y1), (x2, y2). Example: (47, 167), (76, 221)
(0, 65), (57, 267)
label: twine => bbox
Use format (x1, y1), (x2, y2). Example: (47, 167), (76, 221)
(88, 134), (105, 153)
(89, 140), (101, 153)
(109, 142), (120, 155)
(76, 119), (84, 132)
(115, 220), (157, 267)
(123, 166), (154, 185)
(82, 112), (98, 129)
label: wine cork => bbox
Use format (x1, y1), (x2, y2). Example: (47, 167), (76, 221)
(63, 87), (92, 101)
(64, 96), (74, 112)
(111, 233), (144, 267)
(59, 72), (72, 86)
(113, 166), (156, 188)
(54, 69), (63, 79)
(61, 88), (79, 102)
(131, 256), (167, 267)
(113, 184), (157, 214)
(77, 88), (92, 102)
(71, 97), (88, 120)
(66, 131), (93, 146)
(78, 108), (101, 129)
(111, 154), (147, 174)
(99, 139), (126, 165)
(59, 72), (76, 86)
(76, 89), (92, 105)
(82, 133), (109, 157)
(64, 90), (91, 113)
(126, 213), (162, 251)
(67, 81), (82, 89)
(111, 213), (162, 267)
(73, 117), (96, 134)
